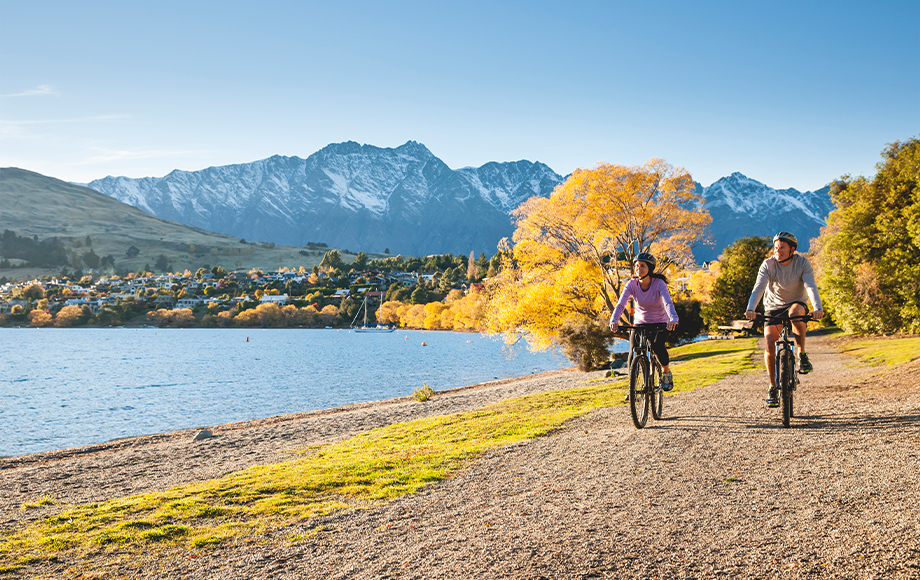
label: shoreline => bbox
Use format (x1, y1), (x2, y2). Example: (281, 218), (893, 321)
(0, 367), (577, 467)
(1, 366), (596, 527)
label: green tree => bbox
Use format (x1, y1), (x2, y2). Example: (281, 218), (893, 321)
(22, 284), (45, 300)
(155, 254), (169, 272)
(353, 252), (368, 270)
(320, 249), (344, 272)
(340, 296), (360, 322)
(813, 137), (920, 333)
(410, 285), (430, 305)
(82, 249), (101, 270)
(467, 250), (479, 282)
(385, 282), (411, 303)
(126, 245), (140, 258)
(700, 236), (772, 331)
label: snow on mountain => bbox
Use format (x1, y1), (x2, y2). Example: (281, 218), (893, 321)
(696, 172), (833, 263)
(87, 141), (566, 257)
(85, 142), (833, 262)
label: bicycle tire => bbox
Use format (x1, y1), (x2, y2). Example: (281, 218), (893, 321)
(780, 348), (793, 428)
(650, 362), (664, 421)
(629, 356), (650, 429)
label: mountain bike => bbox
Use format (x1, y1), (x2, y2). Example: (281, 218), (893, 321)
(755, 312), (814, 427)
(619, 323), (668, 429)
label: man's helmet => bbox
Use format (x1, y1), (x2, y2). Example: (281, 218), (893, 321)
(633, 252), (657, 270)
(773, 231), (798, 249)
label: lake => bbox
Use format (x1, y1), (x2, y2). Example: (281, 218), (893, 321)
(0, 327), (623, 458)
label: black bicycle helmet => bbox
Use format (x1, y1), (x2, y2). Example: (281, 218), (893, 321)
(633, 252), (657, 271)
(773, 231), (798, 250)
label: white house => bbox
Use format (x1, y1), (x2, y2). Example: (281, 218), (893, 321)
(259, 293), (290, 305)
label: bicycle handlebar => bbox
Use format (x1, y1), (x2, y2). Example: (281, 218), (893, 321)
(753, 313), (814, 324)
(616, 323), (670, 331)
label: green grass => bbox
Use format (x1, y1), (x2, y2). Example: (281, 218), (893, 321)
(0, 337), (760, 573)
(837, 336), (920, 367)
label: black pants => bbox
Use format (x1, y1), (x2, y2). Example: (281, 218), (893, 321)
(630, 329), (670, 367)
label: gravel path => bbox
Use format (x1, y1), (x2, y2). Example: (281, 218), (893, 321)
(4, 332), (919, 579)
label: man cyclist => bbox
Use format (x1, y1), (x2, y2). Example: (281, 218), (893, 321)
(744, 232), (825, 407)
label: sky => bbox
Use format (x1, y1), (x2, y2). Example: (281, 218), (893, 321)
(1, 0), (917, 191)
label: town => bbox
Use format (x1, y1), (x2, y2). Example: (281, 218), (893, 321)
(0, 250), (499, 329)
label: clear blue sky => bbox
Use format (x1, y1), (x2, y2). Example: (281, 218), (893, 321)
(1, 0), (917, 191)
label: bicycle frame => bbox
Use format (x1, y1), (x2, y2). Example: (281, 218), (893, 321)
(756, 312), (813, 427)
(618, 323), (667, 428)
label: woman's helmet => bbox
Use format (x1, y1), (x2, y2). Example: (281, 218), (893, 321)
(633, 252), (657, 271)
(773, 231), (798, 249)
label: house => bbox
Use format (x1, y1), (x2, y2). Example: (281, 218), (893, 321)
(0, 299), (27, 313)
(176, 297), (204, 309)
(153, 295), (177, 308)
(259, 293), (290, 305)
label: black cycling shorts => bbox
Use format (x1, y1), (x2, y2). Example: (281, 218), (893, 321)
(765, 301), (809, 326)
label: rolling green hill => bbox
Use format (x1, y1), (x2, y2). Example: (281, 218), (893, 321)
(0, 167), (358, 278)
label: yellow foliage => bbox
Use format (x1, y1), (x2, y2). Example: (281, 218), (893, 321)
(145, 308), (195, 327)
(376, 301), (403, 325)
(677, 261), (720, 303)
(28, 309), (53, 327)
(374, 289), (487, 330)
(55, 305), (86, 327)
(485, 159), (711, 349)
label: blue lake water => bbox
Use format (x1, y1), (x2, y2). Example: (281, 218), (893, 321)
(0, 327), (615, 458)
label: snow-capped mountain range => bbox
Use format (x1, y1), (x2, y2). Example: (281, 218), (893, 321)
(85, 141), (833, 262)
(87, 141), (563, 258)
(697, 172), (833, 262)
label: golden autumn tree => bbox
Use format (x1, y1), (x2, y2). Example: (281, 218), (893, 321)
(484, 159), (711, 370)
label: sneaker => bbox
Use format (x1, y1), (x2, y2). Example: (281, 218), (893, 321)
(661, 371), (673, 391)
(766, 388), (779, 408)
(799, 352), (813, 374)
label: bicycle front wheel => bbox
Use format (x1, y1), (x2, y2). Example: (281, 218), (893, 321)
(629, 356), (650, 429)
(650, 363), (664, 421)
(780, 349), (794, 428)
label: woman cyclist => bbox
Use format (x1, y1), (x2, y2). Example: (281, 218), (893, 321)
(609, 252), (679, 390)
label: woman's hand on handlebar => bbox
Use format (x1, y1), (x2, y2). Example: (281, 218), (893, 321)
(667, 320), (677, 331)
(609, 321), (619, 333)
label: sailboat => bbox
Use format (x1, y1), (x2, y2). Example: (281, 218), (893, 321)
(351, 294), (395, 333)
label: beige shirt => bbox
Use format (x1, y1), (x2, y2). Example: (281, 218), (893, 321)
(746, 254), (823, 312)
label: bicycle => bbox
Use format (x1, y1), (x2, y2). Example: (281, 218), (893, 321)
(755, 311), (814, 428)
(618, 323), (668, 429)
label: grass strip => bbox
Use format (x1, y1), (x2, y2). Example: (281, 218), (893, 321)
(0, 337), (758, 575)
(836, 335), (920, 367)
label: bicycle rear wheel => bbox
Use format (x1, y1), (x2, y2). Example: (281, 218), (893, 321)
(650, 363), (664, 421)
(629, 356), (650, 429)
(780, 349), (794, 427)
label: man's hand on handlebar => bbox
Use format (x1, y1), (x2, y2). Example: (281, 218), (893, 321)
(745, 310), (757, 321)
(812, 310), (825, 320)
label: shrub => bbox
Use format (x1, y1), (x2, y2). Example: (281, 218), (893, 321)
(557, 320), (615, 371)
